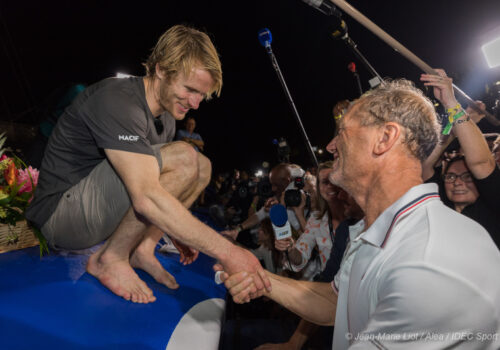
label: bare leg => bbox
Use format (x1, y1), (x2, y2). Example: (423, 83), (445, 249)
(87, 208), (155, 303)
(87, 142), (202, 303)
(129, 225), (179, 289)
(130, 148), (212, 288)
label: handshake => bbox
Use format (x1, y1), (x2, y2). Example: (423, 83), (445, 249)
(213, 263), (273, 304)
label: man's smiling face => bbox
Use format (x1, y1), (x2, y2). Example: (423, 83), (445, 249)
(157, 66), (214, 120)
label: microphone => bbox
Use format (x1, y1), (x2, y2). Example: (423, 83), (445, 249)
(258, 28), (272, 53)
(348, 62), (357, 73)
(269, 204), (293, 240)
(257, 27), (320, 168)
(301, 0), (342, 18)
(348, 61), (363, 96)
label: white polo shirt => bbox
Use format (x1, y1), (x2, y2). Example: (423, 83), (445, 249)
(332, 183), (500, 349)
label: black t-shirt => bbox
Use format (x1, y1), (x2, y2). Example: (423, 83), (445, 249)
(426, 166), (500, 248)
(26, 76), (175, 229)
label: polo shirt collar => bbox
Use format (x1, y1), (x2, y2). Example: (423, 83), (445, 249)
(356, 183), (440, 248)
(349, 218), (365, 242)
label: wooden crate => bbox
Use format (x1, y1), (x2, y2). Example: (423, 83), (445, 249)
(0, 220), (39, 253)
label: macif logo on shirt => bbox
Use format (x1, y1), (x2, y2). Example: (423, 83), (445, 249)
(118, 135), (139, 142)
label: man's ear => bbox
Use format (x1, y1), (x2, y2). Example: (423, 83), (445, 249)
(373, 122), (401, 156)
(155, 63), (165, 80)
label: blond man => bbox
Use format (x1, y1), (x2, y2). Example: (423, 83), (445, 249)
(27, 25), (270, 303)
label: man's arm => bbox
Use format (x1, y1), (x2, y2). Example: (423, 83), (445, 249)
(220, 268), (337, 326)
(105, 149), (271, 291)
(220, 197), (278, 238)
(190, 137), (204, 151)
(182, 137), (204, 151)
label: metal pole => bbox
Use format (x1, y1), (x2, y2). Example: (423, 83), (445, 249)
(342, 35), (382, 82)
(329, 0), (500, 126)
(266, 47), (319, 168)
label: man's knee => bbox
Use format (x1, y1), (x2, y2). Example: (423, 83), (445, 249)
(160, 141), (199, 181)
(198, 153), (212, 187)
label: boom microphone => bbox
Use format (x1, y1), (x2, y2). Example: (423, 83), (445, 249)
(302, 0), (342, 18)
(258, 28), (272, 52)
(257, 28), (319, 168)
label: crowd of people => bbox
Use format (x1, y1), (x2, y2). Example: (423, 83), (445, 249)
(216, 72), (500, 348)
(25, 23), (500, 349)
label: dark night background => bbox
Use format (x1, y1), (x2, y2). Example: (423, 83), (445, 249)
(1, 0), (500, 175)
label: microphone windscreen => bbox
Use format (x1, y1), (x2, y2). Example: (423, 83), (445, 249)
(258, 28), (272, 47)
(269, 204), (288, 227)
(302, 0), (322, 7)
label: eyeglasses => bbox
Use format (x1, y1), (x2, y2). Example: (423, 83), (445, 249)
(154, 118), (164, 134)
(443, 172), (474, 183)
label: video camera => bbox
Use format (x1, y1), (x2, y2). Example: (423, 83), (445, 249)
(284, 167), (310, 208)
(274, 137), (291, 163)
(236, 176), (274, 201)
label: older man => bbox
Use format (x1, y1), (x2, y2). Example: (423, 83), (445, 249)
(27, 25), (270, 304)
(218, 79), (500, 349)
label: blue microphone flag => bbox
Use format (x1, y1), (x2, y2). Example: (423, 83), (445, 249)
(269, 204), (288, 227)
(258, 28), (272, 48)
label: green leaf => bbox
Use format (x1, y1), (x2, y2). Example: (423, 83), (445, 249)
(31, 226), (49, 257)
(0, 196), (11, 206)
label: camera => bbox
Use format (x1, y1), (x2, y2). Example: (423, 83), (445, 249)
(237, 176), (274, 201)
(284, 167), (311, 208)
(273, 137), (291, 163)
(284, 177), (305, 207)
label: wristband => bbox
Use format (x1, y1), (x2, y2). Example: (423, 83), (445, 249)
(442, 110), (466, 135)
(236, 224), (244, 233)
(446, 103), (461, 115)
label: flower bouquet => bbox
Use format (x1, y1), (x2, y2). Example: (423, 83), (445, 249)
(0, 132), (48, 255)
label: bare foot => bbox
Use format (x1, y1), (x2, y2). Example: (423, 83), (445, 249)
(130, 244), (179, 290)
(87, 250), (156, 303)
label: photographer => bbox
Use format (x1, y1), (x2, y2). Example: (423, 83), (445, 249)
(221, 163), (310, 240)
(275, 162), (346, 277)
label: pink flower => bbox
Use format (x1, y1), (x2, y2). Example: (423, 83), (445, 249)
(17, 166), (39, 195)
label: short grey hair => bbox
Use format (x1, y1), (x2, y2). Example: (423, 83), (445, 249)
(354, 79), (440, 161)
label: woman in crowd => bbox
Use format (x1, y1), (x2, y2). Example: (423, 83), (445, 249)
(442, 155), (499, 247)
(274, 161), (345, 278)
(421, 69), (500, 248)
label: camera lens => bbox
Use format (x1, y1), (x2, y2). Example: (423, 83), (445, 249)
(284, 189), (301, 207)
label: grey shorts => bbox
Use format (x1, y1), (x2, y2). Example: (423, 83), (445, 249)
(41, 145), (164, 250)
